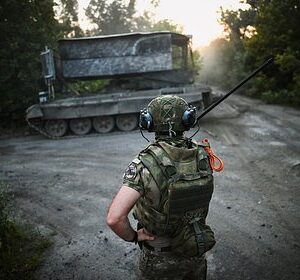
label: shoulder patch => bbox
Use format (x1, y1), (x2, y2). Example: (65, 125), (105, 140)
(132, 158), (141, 165)
(124, 163), (137, 180)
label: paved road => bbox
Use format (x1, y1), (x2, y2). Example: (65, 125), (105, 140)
(0, 94), (299, 280)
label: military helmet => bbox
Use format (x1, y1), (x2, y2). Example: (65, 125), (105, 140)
(140, 95), (196, 134)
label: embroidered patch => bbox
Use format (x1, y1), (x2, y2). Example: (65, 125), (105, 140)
(124, 163), (137, 180)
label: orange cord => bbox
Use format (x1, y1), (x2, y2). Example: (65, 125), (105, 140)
(202, 138), (224, 172)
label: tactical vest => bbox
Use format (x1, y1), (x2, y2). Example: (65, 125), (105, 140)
(133, 140), (214, 237)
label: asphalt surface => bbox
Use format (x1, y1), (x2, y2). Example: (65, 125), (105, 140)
(0, 94), (299, 280)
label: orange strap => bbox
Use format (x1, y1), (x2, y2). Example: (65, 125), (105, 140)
(202, 138), (224, 172)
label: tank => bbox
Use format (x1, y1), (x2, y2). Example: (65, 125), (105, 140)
(26, 31), (213, 138)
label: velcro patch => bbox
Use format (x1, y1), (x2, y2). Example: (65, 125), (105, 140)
(124, 163), (137, 180)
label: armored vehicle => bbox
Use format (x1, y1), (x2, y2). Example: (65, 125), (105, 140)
(26, 31), (212, 138)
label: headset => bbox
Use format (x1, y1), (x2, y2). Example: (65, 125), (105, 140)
(139, 106), (197, 132)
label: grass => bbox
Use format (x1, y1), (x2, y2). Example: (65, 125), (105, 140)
(0, 182), (52, 280)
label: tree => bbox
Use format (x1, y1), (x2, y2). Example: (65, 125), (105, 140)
(201, 0), (300, 107)
(85, 0), (183, 36)
(55, 0), (83, 37)
(131, 11), (153, 32)
(152, 19), (183, 33)
(199, 3), (257, 88)
(86, 0), (136, 35)
(0, 0), (62, 127)
(244, 0), (300, 105)
(220, 6), (256, 42)
(208, 5), (256, 88)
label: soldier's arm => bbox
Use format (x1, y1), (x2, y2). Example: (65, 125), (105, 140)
(106, 185), (155, 242)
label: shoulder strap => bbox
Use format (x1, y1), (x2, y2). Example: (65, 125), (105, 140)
(139, 144), (177, 211)
(148, 143), (177, 178)
(139, 151), (165, 190)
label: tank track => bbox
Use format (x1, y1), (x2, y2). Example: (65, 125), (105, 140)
(26, 117), (60, 140)
(26, 117), (140, 139)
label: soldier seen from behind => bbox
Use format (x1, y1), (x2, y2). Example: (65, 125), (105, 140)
(107, 95), (223, 279)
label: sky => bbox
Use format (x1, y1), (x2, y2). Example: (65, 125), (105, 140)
(78, 0), (250, 47)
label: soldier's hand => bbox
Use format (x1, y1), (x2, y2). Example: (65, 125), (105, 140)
(137, 228), (155, 241)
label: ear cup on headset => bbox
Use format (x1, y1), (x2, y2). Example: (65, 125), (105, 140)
(139, 109), (153, 131)
(182, 107), (197, 129)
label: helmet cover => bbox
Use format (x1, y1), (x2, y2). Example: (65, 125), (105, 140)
(147, 95), (190, 133)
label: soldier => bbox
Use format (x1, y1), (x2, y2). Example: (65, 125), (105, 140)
(107, 95), (220, 280)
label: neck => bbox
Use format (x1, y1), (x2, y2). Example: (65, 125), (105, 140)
(155, 132), (185, 142)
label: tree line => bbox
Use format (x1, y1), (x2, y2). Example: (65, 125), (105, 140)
(200, 0), (300, 106)
(0, 0), (299, 130)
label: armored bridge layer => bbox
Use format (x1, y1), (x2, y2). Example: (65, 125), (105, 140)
(26, 32), (213, 138)
(59, 32), (175, 79)
(26, 85), (211, 137)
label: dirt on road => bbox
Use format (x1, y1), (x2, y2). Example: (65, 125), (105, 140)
(0, 94), (299, 280)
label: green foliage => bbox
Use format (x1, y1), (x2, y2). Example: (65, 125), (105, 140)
(220, 6), (256, 42)
(86, 0), (137, 35)
(190, 49), (202, 76)
(71, 80), (110, 95)
(152, 19), (184, 33)
(0, 182), (52, 280)
(0, 0), (84, 129)
(0, 183), (12, 236)
(244, 0), (300, 105)
(200, 0), (300, 106)
(55, 0), (83, 37)
(131, 11), (153, 32)
(0, 0), (63, 128)
(85, 1), (184, 36)
(199, 5), (255, 88)
(0, 221), (52, 280)
(260, 89), (300, 106)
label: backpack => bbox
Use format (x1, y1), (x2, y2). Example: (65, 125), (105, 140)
(134, 140), (216, 257)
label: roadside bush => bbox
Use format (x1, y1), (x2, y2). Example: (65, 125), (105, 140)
(260, 89), (300, 106)
(71, 79), (110, 95)
(0, 183), (12, 243)
(0, 182), (52, 280)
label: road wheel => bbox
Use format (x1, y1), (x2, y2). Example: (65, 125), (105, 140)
(92, 116), (115, 133)
(44, 119), (68, 137)
(69, 118), (92, 135)
(116, 114), (138, 131)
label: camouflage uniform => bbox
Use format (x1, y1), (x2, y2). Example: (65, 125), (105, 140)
(123, 138), (209, 280)
(138, 246), (206, 280)
(122, 95), (216, 280)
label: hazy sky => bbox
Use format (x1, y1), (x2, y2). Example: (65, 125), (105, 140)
(78, 0), (249, 47)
